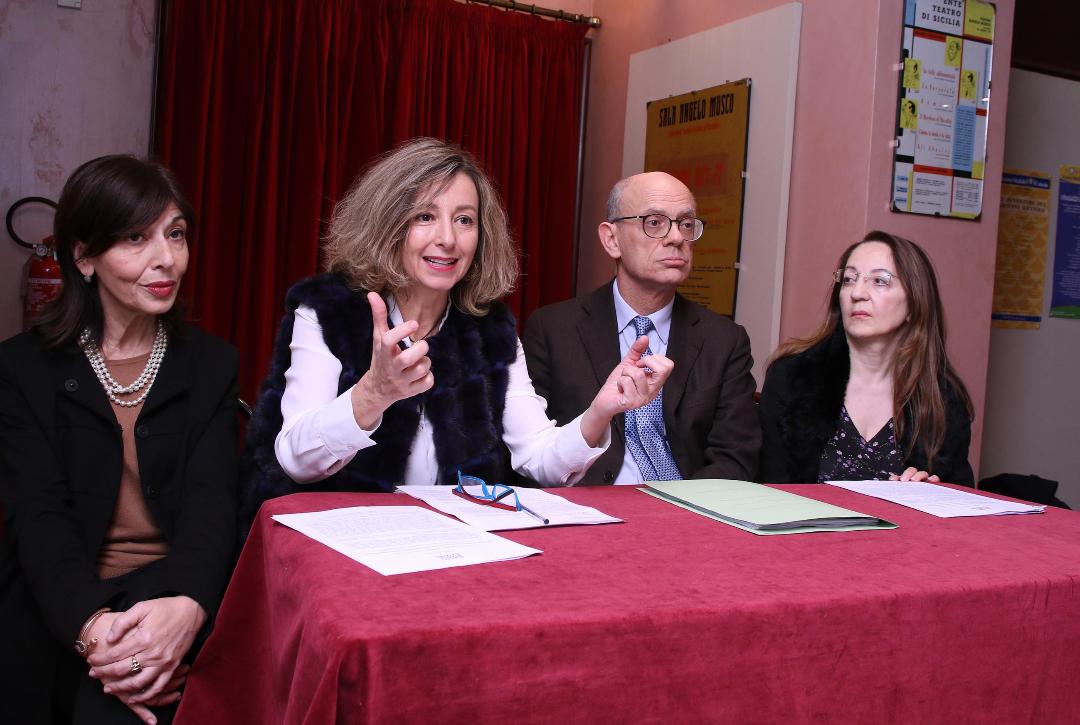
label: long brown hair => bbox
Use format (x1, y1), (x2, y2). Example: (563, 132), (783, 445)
(772, 230), (973, 469)
(323, 138), (517, 316)
(37, 155), (194, 349)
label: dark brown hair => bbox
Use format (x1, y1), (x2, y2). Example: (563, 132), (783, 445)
(772, 230), (973, 469)
(37, 155), (195, 348)
(323, 138), (517, 316)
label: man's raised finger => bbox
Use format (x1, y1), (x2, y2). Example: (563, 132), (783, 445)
(624, 335), (650, 362)
(621, 365), (647, 394)
(641, 354), (674, 379)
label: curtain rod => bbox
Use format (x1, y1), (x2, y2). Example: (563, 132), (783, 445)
(466, 0), (601, 28)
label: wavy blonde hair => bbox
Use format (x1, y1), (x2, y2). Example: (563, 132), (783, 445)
(323, 138), (518, 316)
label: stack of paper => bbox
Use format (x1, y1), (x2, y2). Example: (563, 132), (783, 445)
(825, 480), (1046, 517)
(641, 479), (896, 535)
(272, 506), (541, 575)
(396, 485), (622, 530)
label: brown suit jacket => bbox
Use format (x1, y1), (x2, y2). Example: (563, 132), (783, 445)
(523, 283), (760, 484)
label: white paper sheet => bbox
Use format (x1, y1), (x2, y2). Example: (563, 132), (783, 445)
(825, 480), (1046, 518)
(396, 486), (623, 531)
(271, 505), (542, 575)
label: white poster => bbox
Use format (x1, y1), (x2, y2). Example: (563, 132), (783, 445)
(892, 0), (995, 219)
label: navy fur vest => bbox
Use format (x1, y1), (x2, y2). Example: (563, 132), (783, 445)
(242, 274), (518, 528)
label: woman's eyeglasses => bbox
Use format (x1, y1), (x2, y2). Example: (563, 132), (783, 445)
(833, 268), (896, 289)
(453, 471), (549, 525)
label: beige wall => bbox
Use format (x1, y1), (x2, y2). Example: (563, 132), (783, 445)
(0, 0), (157, 340)
(577, 0), (1016, 476)
(981, 69), (1080, 509)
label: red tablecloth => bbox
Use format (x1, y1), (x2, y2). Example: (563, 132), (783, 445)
(177, 485), (1080, 724)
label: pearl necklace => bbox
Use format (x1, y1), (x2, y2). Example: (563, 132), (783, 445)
(79, 320), (168, 408)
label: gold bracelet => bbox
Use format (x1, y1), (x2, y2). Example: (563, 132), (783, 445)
(74, 608), (110, 656)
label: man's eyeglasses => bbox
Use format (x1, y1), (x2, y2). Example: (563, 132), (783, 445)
(453, 471), (549, 525)
(833, 268), (897, 289)
(610, 214), (705, 242)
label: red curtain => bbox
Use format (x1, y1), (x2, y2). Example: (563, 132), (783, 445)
(155, 0), (587, 400)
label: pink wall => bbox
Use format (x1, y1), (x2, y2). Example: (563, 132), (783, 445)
(578, 0), (792, 294)
(0, 0), (158, 340)
(578, 0), (1015, 474)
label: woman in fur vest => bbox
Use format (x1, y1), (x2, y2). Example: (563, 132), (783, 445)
(758, 231), (974, 485)
(244, 138), (671, 520)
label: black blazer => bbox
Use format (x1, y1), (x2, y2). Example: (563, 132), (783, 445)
(757, 330), (974, 485)
(0, 326), (239, 653)
(523, 283), (761, 484)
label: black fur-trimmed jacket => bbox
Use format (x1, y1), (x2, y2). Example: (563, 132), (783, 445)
(241, 274), (518, 528)
(757, 328), (974, 485)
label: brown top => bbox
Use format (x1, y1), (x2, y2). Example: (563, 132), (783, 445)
(96, 352), (169, 580)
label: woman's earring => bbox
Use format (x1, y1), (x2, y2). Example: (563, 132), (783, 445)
(83, 273), (93, 284)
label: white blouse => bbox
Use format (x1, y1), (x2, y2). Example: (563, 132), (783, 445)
(274, 299), (608, 486)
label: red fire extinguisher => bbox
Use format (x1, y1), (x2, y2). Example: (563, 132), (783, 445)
(23, 237), (63, 329)
(7, 196), (61, 330)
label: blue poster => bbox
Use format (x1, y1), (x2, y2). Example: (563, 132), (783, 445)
(951, 106), (975, 173)
(1050, 178), (1080, 318)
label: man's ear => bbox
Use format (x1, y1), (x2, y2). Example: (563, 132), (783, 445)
(73, 242), (94, 278)
(598, 222), (622, 261)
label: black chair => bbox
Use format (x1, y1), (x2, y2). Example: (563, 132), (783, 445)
(979, 473), (1071, 509)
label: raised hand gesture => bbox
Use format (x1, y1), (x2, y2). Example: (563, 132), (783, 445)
(350, 292), (435, 429)
(579, 335), (674, 447)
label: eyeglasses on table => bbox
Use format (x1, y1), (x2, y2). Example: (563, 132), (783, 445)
(453, 471), (549, 525)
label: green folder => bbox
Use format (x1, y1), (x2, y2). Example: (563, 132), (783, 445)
(640, 479), (897, 535)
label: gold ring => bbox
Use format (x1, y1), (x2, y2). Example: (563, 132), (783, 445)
(129, 655), (142, 674)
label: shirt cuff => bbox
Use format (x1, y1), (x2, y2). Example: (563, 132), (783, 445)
(552, 412), (610, 484)
(319, 387), (381, 459)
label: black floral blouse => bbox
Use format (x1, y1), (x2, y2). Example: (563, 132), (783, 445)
(817, 406), (904, 482)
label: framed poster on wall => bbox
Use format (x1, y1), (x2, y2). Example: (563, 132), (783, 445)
(992, 170), (1051, 329)
(643, 79), (751, 318)
(891, 0), (995, 219)
(1050, 164), (1080, 319)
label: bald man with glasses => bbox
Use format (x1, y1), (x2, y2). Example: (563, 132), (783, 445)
(523, 172), (760, 485)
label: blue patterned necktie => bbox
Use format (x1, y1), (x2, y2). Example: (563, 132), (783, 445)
(624, 315), (683, 482)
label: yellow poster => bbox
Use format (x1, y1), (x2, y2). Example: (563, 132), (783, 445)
(902, 58), (922, 89)
(959, 69), (978, 100)
(964, 0), (995, 41)
(643, 79), (750, 317)
(992, 170), (1051, 329)
(944, 36), (962, 67)
(900, 98), (919, 130)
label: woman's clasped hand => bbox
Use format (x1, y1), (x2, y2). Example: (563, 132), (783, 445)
(84, 597), (205, 714)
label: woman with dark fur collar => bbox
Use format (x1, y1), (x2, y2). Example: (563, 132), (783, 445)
(758, 231), (974, 485)
(244, 138), (672, 518)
